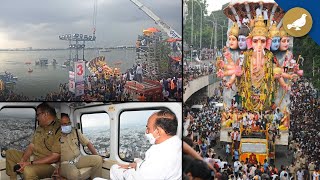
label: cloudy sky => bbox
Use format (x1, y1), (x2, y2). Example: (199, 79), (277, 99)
(0, 0), (181, 49)
(207, 0), (230, 14)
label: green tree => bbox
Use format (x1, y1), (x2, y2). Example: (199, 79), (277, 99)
(293, 35), (320, 89)
(183, 0), (228, 49)
(158, 41), (171, 74)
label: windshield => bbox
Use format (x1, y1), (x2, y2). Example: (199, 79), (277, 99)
(241, 143), (267, 154)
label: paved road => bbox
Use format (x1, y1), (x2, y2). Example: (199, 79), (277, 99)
(211, 142), (292, 169)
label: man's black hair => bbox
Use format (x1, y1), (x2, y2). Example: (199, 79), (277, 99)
(184, 159), (211, 180)
(61, 113), (70, 119)
(183, 137), (193, 147)
(37, 102), (56, 117)
(154, 110), (178, 135)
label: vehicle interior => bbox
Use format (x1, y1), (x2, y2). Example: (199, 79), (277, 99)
(0, 102), (182, 180)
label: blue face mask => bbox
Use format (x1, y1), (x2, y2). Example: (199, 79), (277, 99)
(61, 125), (72, 134)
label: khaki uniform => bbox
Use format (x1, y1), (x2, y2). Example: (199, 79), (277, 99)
(308, 163), (315, 180)
(60, 129), (102, 180)
(289, 165), (296, 180)
(6, 119), (61, 180)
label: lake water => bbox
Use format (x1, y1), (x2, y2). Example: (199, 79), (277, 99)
(0, 49), (136, 98)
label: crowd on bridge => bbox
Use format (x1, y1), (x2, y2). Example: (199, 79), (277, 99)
(183, 61), (215, 88)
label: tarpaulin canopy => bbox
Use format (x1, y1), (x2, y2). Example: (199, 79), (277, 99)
(166, 38), (182, 42)
(170, 56), (181, 62)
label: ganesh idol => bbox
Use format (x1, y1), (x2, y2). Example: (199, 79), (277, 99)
(237, 15), (276, 111)
(216, 16), (291, 111)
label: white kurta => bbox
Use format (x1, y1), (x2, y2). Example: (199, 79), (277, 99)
(110, 136), (182, 180)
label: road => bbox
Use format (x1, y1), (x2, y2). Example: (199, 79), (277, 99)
(212, 142), (292, 169)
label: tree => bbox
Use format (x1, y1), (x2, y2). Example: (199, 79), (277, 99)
(293, 35), (320, 89)
(183, 0), (228, 49)
(158, 41), (172, 75)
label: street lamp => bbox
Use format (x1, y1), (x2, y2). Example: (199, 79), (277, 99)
(208, 19), (227, 50)
(191, 0), (193, 46)
(194, 0), (203, 50)
(215, 23), (226, 50)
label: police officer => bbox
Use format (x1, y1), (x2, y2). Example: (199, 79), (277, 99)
(60, 113), (102, 180)
(6, 103), (61, 180)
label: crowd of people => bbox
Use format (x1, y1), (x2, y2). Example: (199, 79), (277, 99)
(0, 62), (182, 101)
(183, 77), (320, 180)
(183, 62), (215, 88)
(288, 77), (320, 179)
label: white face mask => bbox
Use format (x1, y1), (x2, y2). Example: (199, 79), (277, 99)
(145, 129), (160, 144)
(61, 125), (72, 134)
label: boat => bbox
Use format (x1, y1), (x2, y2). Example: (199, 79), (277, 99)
(28, 68), (33, 73)
(61, 65), (67, 68)
(0, 72), (18, 84)
(36, 58), (48, 66)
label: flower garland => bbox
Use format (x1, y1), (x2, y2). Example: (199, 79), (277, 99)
(236, 49), (276, 111)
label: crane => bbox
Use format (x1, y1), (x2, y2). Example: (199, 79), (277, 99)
(92, 0), (98, 37)
(129, 0), (181, 39)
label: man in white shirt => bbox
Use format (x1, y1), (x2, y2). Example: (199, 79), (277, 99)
(136, 63), (143, 83)
(234, 159), (241, 178)
(242, 16), (249, 25)
(312, 168), (319, 180)
(109, 110), (182, 180)
(263, 8), (268, 25)
(256, 7), (262, 19)
(297, 168), (304, 180)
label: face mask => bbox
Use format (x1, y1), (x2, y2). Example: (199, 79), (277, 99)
(145, 129), (159, 144)
(61, 125), (72, 134)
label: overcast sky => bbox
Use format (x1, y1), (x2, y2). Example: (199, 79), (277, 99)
(206, 0), (230, 14)
(0, 0), (181, 49)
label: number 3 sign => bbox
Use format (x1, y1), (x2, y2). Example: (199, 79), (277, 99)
(75, 61), (85, 82)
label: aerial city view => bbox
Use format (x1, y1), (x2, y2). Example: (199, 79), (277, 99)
(83, 125), (151, 162)
(183, 0), (320, 179)
(0, 0), (182, 101)
(0, 108), (35, 157)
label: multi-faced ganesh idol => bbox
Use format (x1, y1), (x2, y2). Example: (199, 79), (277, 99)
(216, 16), (300, 111)
(238, 15), (275, 111)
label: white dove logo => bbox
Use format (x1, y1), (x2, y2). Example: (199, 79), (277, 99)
(287, 14), (307, 31)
